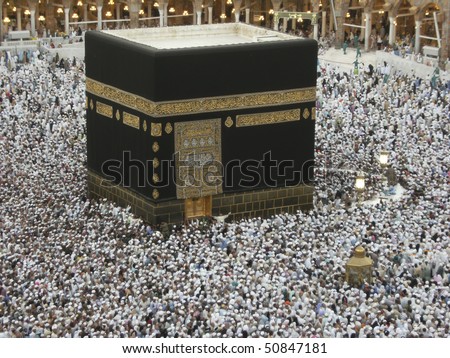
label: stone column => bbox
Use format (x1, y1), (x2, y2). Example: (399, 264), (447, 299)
(334, 14), (343, 48)
(271, 0), (282, 30)
(439, 8), (449, 69)
(322, 10), (326, 37)
(333, 0), (347, 48)
(192, 0), (203, 25)
(234, 0), (242, 23)
(62, 0), (72, 33)
(64, 7), (70, 34)
(128, 0), (140, 29)
(28, 0), (38, 37)
(329, 6), (334, 32)
(163, 1), (168, 26)
(82, 4), (88, 29)
(360, 12), (364, 40)
(220, 0), (225, 23)
(364, 11), (371, 51)
(30, 9), (36, 36)
(0, 0), (3, 43)
(35, 2), (40, 34)
(17, 7), (22, 30)
(147, 1), (152, 26)
(158, 5), (164, 27)
(415, 20), (421, 54)
(116, 2), (121, 20)
(245, 0), (251, 24)
(282, 17), (288, 32)
(97, 5), (103, 30)
(158, 0), (168, 27)
(388, 15), (396, 45)
(3, 6), (9, 37)
(312, 1), (320, 40)
(203, 0), (212, 23)
(204, 5), (208, 23)
(45, 3), (57, 34)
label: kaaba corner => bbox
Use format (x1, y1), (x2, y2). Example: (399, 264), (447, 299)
(85, 23), (317, 224)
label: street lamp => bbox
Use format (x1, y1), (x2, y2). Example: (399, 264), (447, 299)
(355, 172), (365, 192)
(355, 172), (365, 204)
(379, 150), (389, 168)
(378, 150), (390, 191)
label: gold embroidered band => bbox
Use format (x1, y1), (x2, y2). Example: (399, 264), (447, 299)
(96, 102), (113, 118)
(123, 112), (140, 129)
(86, 78), (316, 118)
(236, 109), (301, 128)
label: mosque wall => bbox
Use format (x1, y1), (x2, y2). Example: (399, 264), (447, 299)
(0, 1), (447, 67)
(88, 171), (314, 224)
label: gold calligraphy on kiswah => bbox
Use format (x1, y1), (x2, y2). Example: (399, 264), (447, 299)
(96, 101), (113, 118)
(86, 77), (316, 118)
(123, 112), (140, 129)
(236, 109), (301, 127)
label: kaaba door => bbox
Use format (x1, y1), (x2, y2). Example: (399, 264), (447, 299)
(185, 196), (212, 220)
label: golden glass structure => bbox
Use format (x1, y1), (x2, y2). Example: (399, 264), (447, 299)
(345, 247), (373, 287)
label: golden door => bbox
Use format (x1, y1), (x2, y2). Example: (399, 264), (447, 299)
(185, 196), (212, 220)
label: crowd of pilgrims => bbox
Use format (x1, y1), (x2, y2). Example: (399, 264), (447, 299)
(0, 49), (449, 338)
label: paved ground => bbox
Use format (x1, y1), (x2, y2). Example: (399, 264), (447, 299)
(318, 46), (378, 72)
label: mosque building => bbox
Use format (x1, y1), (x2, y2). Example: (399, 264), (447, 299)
(0, 1), (448, 69)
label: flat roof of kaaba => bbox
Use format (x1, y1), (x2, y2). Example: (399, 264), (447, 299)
(102, 23), (303, 49)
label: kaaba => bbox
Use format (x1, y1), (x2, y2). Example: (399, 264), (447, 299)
(85, 24), (317, 224)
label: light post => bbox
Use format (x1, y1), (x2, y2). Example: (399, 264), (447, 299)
(379, 149), (398, 194)
(379, 150), (389, 168)
(354, 172), (365, 204)
(379, 150), (389, 191)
